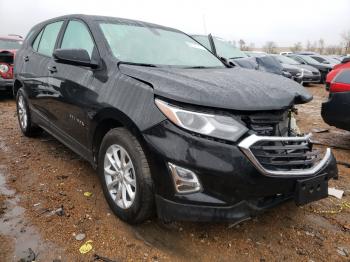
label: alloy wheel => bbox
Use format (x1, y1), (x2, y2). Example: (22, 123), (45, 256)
(104, 144), (137, 209)
(18, 94), (28, 130)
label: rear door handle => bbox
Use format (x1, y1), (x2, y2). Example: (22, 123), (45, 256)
(24, 56), (29, 62)
(48, 66), (57, 73)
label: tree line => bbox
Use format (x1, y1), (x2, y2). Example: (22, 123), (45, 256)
(232, 30), (350, 55)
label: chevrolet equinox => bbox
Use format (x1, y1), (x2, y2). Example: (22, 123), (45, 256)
(14, 15), (338, 224)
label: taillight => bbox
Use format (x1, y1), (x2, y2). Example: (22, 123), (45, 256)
(330, 82), (350, 93)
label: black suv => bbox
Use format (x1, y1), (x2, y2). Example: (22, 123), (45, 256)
(14, 15), (338, 224)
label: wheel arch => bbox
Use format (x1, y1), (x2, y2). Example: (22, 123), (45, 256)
(13, 79), (23, 96)
(90, 107), (146, 166)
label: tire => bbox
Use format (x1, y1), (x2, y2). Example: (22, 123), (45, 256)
(16, 89), (42, 137)
(98, 128), (154, 224)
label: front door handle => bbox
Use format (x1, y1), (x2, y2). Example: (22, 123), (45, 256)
(24, 56), (29, 62)
(48, 65), (57, 73)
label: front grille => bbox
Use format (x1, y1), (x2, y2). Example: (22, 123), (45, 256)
(242, 110), (289, 136)
(250, 139), (320, 171)
(239, 134), (331, 177)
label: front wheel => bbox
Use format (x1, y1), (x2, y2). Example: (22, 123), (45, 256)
(16, 89), (42, 137)
(98, 128), (154, 224)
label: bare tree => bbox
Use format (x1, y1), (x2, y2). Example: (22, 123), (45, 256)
(290, 42), (303, 52)
(238, 39), (246, 50)
(325, 45), (343, 55)
(247, 42), (255, 51)
(341, 30), (350, 54)
(263, 41), (277, 53)
(318, 38), (325, 54)
(306, 40), (312, 51)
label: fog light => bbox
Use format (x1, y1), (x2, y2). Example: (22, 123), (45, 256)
(168, 163), (201, 193)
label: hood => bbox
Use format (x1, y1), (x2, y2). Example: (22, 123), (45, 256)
(119, 65), (312, 111)
(297, 64), (319, 73)
(281, 63), (301, 73)
(229, 57), (258, 70)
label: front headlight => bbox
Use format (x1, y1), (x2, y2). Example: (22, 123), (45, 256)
(302, 68), (312, 75)
(0, 64), (9, 73)
(155, 99), (248, 142)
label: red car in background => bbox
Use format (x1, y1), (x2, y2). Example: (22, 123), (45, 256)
(324, 57), (350, 90)
(321, 57), (350, 131)
(0, 35), (22, 93)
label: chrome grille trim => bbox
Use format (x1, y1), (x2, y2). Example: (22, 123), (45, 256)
(238, 134), (332, 177)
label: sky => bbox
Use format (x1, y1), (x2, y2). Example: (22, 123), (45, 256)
(0, 0), (349, 47)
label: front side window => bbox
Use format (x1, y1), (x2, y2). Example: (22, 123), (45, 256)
(99, 22), (224, 68)
(61, 20), (95, 58)
(311, 56), (326, 63)
(37, 21), (63, 56)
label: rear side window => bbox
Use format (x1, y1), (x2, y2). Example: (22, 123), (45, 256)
(37, 21), (63, 56)
(60, 20), (95, 58)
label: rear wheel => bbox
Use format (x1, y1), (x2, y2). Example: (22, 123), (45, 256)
(98, 128), (154, 224)
(16, 89), (42, 137)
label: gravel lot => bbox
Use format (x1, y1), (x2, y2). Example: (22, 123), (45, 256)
(0, 84), (349, 262)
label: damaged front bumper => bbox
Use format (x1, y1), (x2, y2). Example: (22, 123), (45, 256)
(143, 120), (338, 222)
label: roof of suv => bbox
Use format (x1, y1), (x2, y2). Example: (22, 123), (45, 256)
(36, 14), (179, 32)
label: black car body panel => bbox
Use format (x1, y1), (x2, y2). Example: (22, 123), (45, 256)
(14, 14), (338, 222)
(120, 65), (312, 111)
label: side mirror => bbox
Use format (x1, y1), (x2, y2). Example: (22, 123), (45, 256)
(322, 61), (330, 64)
(341, 57), (350, 64)
(53, 49), (98, 68)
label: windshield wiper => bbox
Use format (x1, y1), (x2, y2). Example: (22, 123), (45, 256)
(184, 66), (208, 69)
(117, 61), (158, 68)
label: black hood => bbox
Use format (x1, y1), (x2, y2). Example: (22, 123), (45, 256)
(119, 65), (312, 111)
(229, 57), (258, 70)
(281, 63), (301, 73)
(297, 64), (320, 73)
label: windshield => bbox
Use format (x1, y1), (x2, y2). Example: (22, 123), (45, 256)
(212, 37), (247, 59)
(299, 55), (321, 64)
(192, 35), (211, 50)
(99, 22), (224, 68)
(0, 39), (22, 49)
(275, 55), (300, 65)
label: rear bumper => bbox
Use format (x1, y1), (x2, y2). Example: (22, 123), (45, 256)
(321, 92), (350, 131)
(0, 78), (13, 91)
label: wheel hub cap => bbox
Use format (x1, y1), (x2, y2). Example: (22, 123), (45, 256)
(104, 144), (136, 209)
(18, 95), (27, 130)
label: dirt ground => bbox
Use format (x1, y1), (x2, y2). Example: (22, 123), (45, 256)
(0, 84), (349, 262)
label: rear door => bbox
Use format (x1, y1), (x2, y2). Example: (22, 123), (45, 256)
(46, 19), (98, 151)
(21, 21), (64, 127)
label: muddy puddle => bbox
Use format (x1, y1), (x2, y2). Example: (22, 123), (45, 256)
(0, 167), (67, 261)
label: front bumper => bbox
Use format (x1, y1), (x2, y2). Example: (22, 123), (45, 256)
(301, 74), (321, 84)
(143, 120), (338, 222)
(0, 78), (13, 91)
(321, 92), (350, 131)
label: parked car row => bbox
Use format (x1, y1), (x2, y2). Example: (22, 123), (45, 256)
(1, 14), (340, 224)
